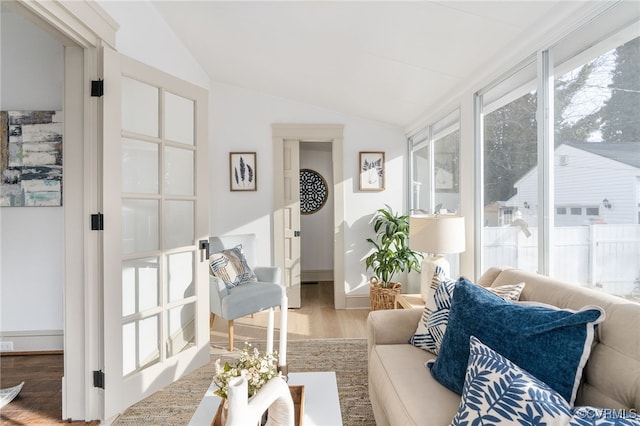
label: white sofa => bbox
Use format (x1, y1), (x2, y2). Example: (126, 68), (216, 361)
(367, 266), (640, 425)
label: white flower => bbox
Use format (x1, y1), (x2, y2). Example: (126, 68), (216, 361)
(212, 343), (281, 398)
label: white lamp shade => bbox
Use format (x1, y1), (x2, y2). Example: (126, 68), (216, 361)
(409, 214), (465, 254)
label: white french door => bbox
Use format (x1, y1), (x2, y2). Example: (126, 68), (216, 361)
(102, 47), (210, 422)
(283, 140), (302, 308)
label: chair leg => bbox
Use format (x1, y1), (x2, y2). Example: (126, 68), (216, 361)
(210, 313), (215, 329)
(228, 320), (234, 351)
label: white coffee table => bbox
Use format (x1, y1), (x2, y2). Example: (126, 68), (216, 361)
(189, 371), (342, 426)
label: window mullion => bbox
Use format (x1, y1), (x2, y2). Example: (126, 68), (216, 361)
(537, 49), (554, 275)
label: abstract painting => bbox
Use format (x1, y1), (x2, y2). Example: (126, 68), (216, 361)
(229, 152), (256, 191)
(0, 111), (63, 206)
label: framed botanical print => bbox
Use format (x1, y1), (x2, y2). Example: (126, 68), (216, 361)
(359, 151), (385, 191)
(229, 152), (256, 191)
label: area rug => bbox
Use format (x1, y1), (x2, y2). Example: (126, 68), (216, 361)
(114, 338), (374, 426)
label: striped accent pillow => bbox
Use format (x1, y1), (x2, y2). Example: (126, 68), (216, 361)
(410, 273), (525, 355)
(209, 245), (257, 289)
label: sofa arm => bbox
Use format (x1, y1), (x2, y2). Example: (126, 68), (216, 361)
(367, 308), (423, 356)
(254, 266), (282, 285)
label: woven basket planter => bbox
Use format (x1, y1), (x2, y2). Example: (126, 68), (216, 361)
(369, 278), (401, 311)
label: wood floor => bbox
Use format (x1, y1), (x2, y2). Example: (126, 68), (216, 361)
(0, 282), (369, 424)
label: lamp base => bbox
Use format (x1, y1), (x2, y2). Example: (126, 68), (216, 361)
(420, 255), (450, 302)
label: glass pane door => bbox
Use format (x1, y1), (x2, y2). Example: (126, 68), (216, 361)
(102, 51), (209, 421)
(121, 78), (198, 376)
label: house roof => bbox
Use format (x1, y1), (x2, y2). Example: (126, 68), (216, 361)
(566, 142), (640, 169)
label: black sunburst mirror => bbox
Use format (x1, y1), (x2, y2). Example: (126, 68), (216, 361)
(300, 169), (328, 214)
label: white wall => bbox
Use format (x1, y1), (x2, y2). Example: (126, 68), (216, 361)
(97, 0), (209, 89)
(300, 143), (333, 274)
(0, 10), (64, 333)
(210, 81), (407, 299)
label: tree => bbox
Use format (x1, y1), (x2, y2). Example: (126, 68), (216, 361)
(484, 93), (537, 204)
(554, 61), (602, 145)
(600, 37), (640, 143)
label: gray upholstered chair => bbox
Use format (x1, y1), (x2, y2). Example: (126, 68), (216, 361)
(209, 234), (286, 351)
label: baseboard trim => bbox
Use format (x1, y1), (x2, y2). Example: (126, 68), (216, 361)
(345, 294), (370, 310)
(1, 350), (63, 357)
(301, 270), (334, 282)
(0, 329), (63, 353)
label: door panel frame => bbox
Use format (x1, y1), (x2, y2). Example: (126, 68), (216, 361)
(272, 124), (345, 309)
(102, 51), (210, 423)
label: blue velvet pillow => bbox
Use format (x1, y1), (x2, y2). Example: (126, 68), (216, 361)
(429, 278), (605, 405)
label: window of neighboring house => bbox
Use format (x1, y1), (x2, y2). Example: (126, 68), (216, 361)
(552, 24), (639, 302)
(409, 109), (461, 276)
(479, 57), (538, 274)
(557, 207), (567, 215)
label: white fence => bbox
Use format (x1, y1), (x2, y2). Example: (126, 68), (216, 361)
(482, 224), (640, 302)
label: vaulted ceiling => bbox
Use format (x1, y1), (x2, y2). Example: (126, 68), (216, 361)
(153, 1), (591, 128)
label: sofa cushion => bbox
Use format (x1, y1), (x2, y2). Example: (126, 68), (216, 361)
(410, 275), (524, 355)
(451, 336), (572, 425)
(369, 344), (460, 425)
(429, 278), (605, 405)
(209, 245), (257, 288)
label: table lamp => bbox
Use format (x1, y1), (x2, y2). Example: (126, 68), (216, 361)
(409, 214), (465, 302)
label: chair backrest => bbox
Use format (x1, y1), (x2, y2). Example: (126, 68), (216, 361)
(209, 234), (257, 266)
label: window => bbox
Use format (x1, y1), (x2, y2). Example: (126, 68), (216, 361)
(552, 28), (640, 301)
(409, 109), (461, 276)
(410, 109), (461, 215)
(479, 58), (538, 274)
(473, 3), (639, 303)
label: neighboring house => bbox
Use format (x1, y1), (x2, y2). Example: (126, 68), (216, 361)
(493, 142), (640, 227)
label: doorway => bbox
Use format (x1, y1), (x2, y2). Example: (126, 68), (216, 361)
(272, 124), (346, 309)
(300, 142), (334, 302)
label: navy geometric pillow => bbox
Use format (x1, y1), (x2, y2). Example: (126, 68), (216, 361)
(409, 266), (455, 353)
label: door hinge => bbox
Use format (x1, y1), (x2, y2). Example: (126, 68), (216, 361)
(91, 213), (104, 231)
(294, 230), (301, 237)
(91, 79), (104, 97)
(93, 370), (105, 389)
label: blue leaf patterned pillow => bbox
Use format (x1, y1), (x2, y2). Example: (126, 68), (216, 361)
(451, 336), (573, 425)
(209, 245), (258, 289)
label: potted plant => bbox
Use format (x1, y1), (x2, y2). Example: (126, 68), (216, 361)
(365, 205), (423, 310)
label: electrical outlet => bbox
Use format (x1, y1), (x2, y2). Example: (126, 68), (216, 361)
(0, 341), (15, 352)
